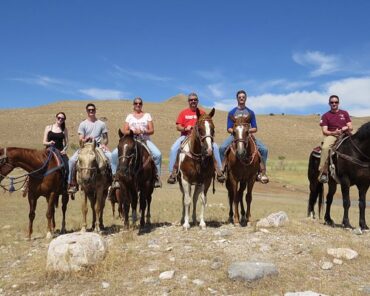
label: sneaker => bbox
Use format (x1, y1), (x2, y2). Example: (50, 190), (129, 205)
(67, 185), (78, 194)
(257, 174), (269, 184)
(216, 172), (226, 183)
(167, 174), (177, 184)
(318, 173), (328, 183)
(154, 178), (162, 188)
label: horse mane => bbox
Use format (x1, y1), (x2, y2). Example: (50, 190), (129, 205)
(355, 121), (370, 141)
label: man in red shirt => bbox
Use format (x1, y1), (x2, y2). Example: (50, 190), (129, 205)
(318, 95), (353, 183)
(167, 92), (224, 184)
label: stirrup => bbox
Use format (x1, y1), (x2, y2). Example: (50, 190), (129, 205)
(67, 185), (78, 194)
(318, 173), (328, 184)
(216, 172), (226, 183)
(167, 173), (177, 184)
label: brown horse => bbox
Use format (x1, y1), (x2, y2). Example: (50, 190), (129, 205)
(307, 121), (370, 230)
(0, 147), (69, 239)
(115, 130), (156, 229)
(224, 115), (260, 226)
(177, 108), (215, 230)
(77, 141), (111, 232)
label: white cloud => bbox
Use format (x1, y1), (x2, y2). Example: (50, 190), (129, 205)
(213, 76), (370, 117)
(113, 65), (171, 82)
(293, 51), (341, 77)
(195, 69), (224, 81)
(79, 88), (128, 100)
(12, 75), (65, 87)
(207, 83), (225, 99)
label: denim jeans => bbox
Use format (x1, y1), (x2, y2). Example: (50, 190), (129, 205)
(168, 136), (222, 173)
(68, 149), (113, 184)
(219, 135), (268, 166)
(111, 140), (162, 175)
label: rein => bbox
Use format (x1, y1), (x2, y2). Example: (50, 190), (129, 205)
(333, 136), (370, 168)
(230, 135), (258, 165)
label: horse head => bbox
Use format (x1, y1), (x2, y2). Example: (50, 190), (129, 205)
(0, 148), (14, 182)
(77, 140), (98, 186)
(117, 130), (138, 178)
(231, 114), (251, 160)
(194, 108), (215, 157)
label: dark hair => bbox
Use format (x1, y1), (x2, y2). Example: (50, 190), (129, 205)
(236, 90), (247, 98)
(188, 92), (198, 100)
(85, 103), (96, 110)
(56, 112), (67, 131)
(329, 95), (339, 102)
(133, 97), (143, 104)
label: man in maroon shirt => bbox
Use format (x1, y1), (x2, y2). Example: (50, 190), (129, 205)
(318, 95), (353, 183)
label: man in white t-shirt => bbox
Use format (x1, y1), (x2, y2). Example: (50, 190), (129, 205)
(67, 103), (113, 193)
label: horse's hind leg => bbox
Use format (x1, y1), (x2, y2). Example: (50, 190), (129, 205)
(192, 186), (200, 226)
(358, 184), (369, 230)
(146, 194), (152, 225)
(182, 181), (192, 230)
(46, 192), (57, 239)
(61, 193), (69, 234)
(226, 179), (233, 223)
(245, 180), (255, 225)
(239, 181), (247, 226)
(198, 186), (207, 230)
(340, 179), (353, 229)
(81, 193), (88, 232)
(27, 193), (38, 240)
(139, 192), (147, 227)
(324, 181), (337, 227)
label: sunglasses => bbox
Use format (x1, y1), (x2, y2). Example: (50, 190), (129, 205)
(188, 99), (198, 102)
(57, 116), (65, 121)
(330, 101), (339, 105)
(237, 96), (246, 99)
(87, 108), (96, 112)
(133, 102), (143, 105)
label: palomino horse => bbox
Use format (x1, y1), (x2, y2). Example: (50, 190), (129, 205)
(77, 141), (111, 232)
(224, 115), (260, 226)
(307, 121), (370, 230)
(0, 147), (69, 239)
(115, 130), (156, 229)
(178, 108), (215, 230)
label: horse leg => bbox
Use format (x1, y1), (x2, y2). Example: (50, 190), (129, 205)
(198, 185), (207, 230)
(146, 192), (152, 226)
(46, 192), (56, 239)
(239, 181), (247, 226)
(90, 194), (97, 231)
(245, 180), (256, 225)
(324, 181), (336, 227)
(232, 181), (240, 225)
(182, 180), (192, 230)
(81, 192), (88, 232)
(27, 193), (38, 240)
(96, 187), (106, 232)
(340, 178), (353, 229)
(358, 184), (369, 230)
(192, 185), (200, 226)
(307, 180), (320, 219)
(61, 192), (69, 234)
(226, 178), (233, 223)
(120, 186), (130, 229)
(131, 188), (138, 227)
(139, 191), (146, 228)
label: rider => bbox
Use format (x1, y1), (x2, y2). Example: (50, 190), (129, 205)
(67, 103), (113, 193)
(111, 97), (162, 188)
(318, 95), (352, 183)
(166, 92), (225, 184)
(42, 112), (69, 187)
(219, 90), (269, 184)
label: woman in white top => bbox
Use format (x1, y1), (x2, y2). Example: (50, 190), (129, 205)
(112, 97), (162, 188)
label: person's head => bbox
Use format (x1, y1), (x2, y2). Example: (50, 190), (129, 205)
(55, 112), (66, 131)
(85, 103), (96, 117)
(133, 97), (143, 112)
(236, 90), (247, 106)
(188, 92), (199, 110)
(328, 95), (340, 111)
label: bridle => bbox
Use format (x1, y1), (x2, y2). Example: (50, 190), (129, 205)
(192, 118), (214, 159)
(118, 138), (140, 176)
(230, 123), (257, 165)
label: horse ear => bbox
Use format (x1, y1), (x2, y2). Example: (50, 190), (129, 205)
(118, 128), (124, 138)
(129, 130), (134, 137)
(245, 113), (251, 122)
(209, 108), (215, 118)
(92, 139), (96, 149)
(196, 108), (201, 119)
(79, 140), (85, 148)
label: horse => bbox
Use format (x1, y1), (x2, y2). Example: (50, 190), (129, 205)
(224, 115), (260, 226)
(76, 141), (111, 232)
(307, 121), (370, 230)
(0, 147), (69, 239)
(115, 129), (156, 229)
(177, 108), (216, 230)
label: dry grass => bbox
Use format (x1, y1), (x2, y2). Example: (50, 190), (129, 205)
(0, 99), (369, 295)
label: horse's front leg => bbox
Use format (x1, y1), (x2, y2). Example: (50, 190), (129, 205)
(27, 193), (38, 240)
(139, 191), (146, 227)
(245, 180), (256, 225)
(46, 192), (57, 239)
(61, 192), (69, 234)
(81, 191), (88, 232)
(324, 181), (337, 227)
(226, 178), (233, 223)
(358, 184), (369, 230)
(131, 188), (138, 227)
(198, 185), (207, 230)
(89, 193), (97, 231)
(239, 181), (247, 226)
(146, 192), (152, 226)
(192, 185), (200, 226)
(232, 181), (240, 225)
(340, 179), (353, 229)
(181, 179), (192, 230)
(95, 187), (106, 232)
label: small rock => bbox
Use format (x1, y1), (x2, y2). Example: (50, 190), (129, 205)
(192, 279), (204, 286)
(182, 275), (188, 280)
(228, 261), (278, 281)
(219, 229), (232, 237)
(168, 256), (175, 262)
(353, 228), (363, 235)
(361, 285), (370, 294)
(259, 228), (270, 233)
(11, 284), (18, 289)
(333, 258), (343, 265)
(166, 246), (173, 251)
(321, 261), (333, 270)
(208, 287), (218, 294)
(327, 248), (358, 260)
(101, 282), (110, 289)
(285, 291), (328, 296)
(143, 277), (159, 285)
(2, 225), (11, 230)
(256, 211), (289, 228)
(159, 270), (175, 280)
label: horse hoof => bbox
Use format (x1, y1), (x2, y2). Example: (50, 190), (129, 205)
(183, 223), (190, 230)
(199, 223), (206, 230)
(325, 219), (335, 227)
(81, 227), (87, 232)
(46, 232), (53, 239)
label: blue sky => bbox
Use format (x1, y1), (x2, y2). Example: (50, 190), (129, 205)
(1, 0), (370, 116)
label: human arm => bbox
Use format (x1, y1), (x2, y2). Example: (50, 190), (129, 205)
(61, 128), (69, 155)
(321, 126), (342, 136)
(43, 125), (55, 146)
(176, 123), (192, 133)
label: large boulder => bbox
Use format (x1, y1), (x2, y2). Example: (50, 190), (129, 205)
(46, 232), (107, 272)
(228, 261), (278, 281)
(327, 248), (358, 260)
(256, 211), (289, 228)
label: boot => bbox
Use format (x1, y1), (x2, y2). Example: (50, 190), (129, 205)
(154, 175), (162, 188)
(318, 160), (329, 183)
(167, 172), (177, 184)
(257, 162), (269, 184)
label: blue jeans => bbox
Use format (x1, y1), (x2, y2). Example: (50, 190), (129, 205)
(68, 149), (113, 184)
(168, 136), (222, 173)
(219, 135), (268, 166)
(111, 140), (162, 176)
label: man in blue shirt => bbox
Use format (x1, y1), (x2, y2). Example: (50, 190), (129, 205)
(219, 90), (269, 183)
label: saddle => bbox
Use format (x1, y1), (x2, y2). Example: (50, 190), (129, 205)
(180, 136), (191, 150)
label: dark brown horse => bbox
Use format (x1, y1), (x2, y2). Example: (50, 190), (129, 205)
(177, 108), (215, 230)
(307, 121), (370, 230)
(0, 147), (69, 239)
(76, 141), (111, 232)
(224, 115), (260, 226)
(115, 129), (156, 229)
